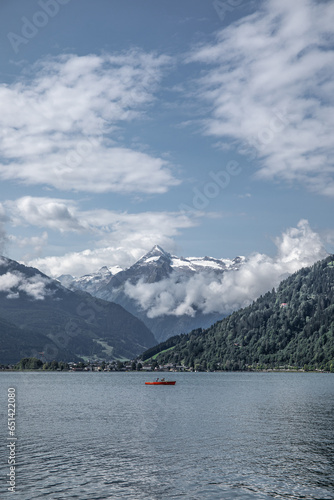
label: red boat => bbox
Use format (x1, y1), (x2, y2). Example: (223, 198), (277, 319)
(145, 380), (176, 385)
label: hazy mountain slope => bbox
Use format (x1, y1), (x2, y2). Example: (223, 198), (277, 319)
(0, 256), (156, 363)
(0, 315), (70, 365)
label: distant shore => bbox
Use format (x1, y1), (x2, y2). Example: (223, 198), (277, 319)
(1, 368), (332, 374)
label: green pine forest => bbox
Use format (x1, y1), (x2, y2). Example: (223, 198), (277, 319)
(141, 256), (334, 371)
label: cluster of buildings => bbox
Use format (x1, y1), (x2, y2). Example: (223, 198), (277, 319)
(69, 361), (186, 372)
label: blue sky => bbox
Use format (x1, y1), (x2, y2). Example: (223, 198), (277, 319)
(0, 0), (333, 277)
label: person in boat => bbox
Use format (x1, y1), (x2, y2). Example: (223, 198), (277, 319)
(155, 377), (159, 382)
(160, 377), (165, 382)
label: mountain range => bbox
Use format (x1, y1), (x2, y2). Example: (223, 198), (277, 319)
(58, 245), (246, 342)
(1, 250), (332, 369)
(0, 256), (156, 364)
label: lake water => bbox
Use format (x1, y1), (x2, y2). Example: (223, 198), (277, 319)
(0, 372), (334, 499)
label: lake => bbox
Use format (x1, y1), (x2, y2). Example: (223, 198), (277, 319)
(1, 372), (334, 499)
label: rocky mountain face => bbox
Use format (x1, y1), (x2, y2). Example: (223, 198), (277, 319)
(58, 246), (245, 342)
(0, 256), (156, 364)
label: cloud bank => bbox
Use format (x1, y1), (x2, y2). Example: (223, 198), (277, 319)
(124, 220), (328, 318)
(188, 0), (334, 196)
(6, 197), (87, 233)
(0, 51), (179, 194)
(18, 197), (202, 276)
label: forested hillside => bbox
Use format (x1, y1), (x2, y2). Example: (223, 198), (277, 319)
(142, 256), (334, 371)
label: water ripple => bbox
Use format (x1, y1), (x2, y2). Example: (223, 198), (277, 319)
(0, 372), (333, 499)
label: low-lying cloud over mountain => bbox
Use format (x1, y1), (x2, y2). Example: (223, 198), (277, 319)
(124, 220), (327, 317)
(59, 220), (328, 342)
(0, 269), (51, 300)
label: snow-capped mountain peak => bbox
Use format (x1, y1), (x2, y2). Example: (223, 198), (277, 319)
(134, 246), (245, 274)
(136, 245), (171, 265)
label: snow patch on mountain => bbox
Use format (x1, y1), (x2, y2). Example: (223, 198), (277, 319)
(58, 264), (122, 295)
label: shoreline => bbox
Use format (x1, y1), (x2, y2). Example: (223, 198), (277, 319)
(0, 368), (332, 374)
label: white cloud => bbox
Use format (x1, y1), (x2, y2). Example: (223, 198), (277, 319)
(0, 51), (179, 194)
(124, 220), (328, 317)
(18, 274), (51, 301)
(0, 272), (21, 292)
(188, 0), (334, 196)
(0, 270), (51, 300)
(6, 197), (85, 232)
